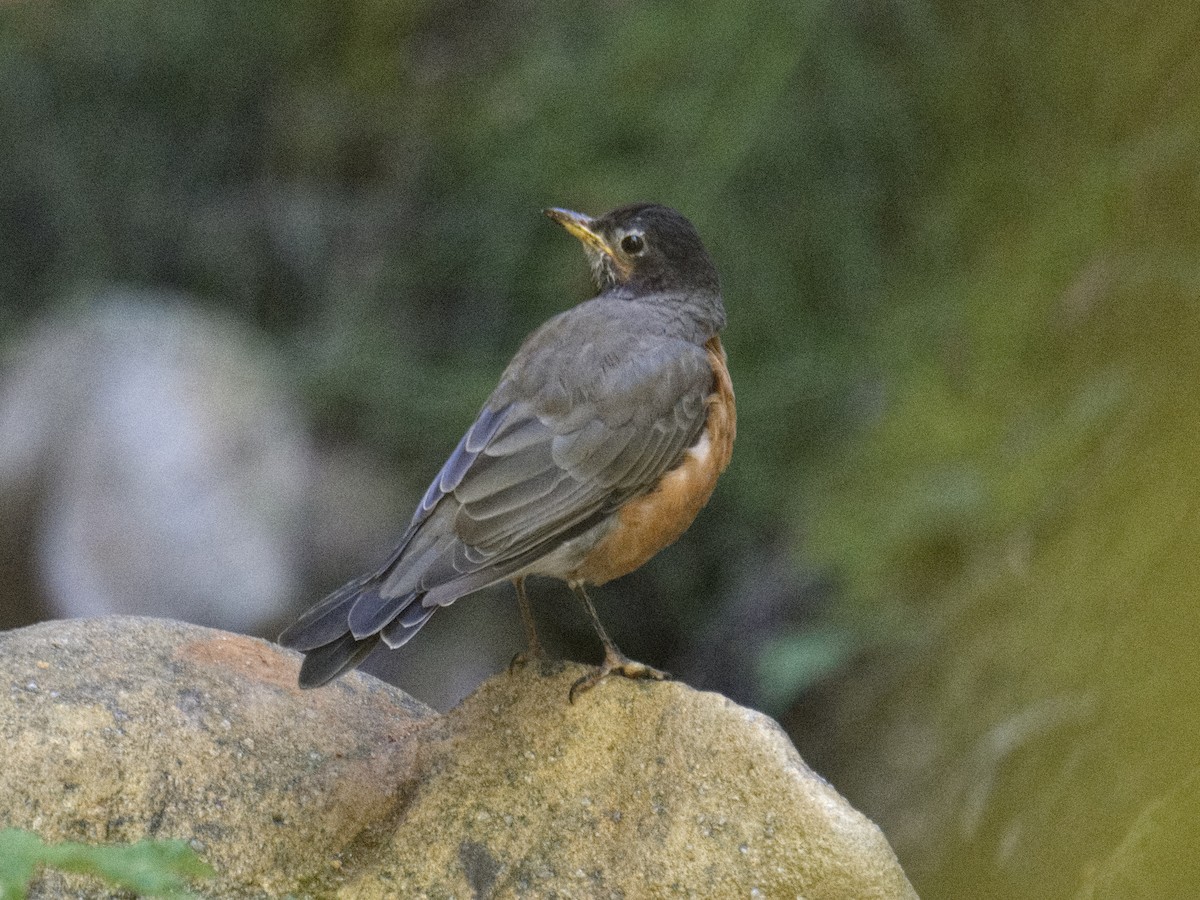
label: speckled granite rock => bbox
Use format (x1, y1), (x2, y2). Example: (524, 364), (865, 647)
(0, 617), (433, 897)
(0, 617), (916, 898)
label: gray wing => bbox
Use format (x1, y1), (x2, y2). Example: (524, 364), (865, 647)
(348, 314), (714, 646)
(278, 303), (715, 681)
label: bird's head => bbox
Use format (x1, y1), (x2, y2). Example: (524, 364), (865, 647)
(545, 204), (719, 294)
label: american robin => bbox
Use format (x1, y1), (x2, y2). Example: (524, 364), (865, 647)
(279, 203), (735, 700)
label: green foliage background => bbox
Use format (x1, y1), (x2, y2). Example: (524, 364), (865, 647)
(2, 0), (1199, 896)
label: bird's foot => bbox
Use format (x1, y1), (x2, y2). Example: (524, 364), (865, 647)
(508, 647), (548, 674)
(569, 649), (670, 703)
(510, 633), (560, 675)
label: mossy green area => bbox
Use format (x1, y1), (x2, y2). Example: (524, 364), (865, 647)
(1, 0), (1198, 895)
(791, 4), (1200, 897)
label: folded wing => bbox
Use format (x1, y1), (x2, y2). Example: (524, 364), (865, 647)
(279, 313), (714, 685)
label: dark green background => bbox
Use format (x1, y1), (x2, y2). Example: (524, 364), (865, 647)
(3, 1), (1198, 896)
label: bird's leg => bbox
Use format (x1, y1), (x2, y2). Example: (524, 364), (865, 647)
(509, 576), (546, 671)
(568, 583), (669, 702)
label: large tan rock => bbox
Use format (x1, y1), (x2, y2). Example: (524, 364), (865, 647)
(0, 616), (433, 897)
(0, 617), (915, 898)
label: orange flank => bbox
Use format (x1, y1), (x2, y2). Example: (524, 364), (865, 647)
(569, 335), (736, 586)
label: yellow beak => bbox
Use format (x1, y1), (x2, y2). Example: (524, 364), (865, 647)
(544, 207), (614, 258)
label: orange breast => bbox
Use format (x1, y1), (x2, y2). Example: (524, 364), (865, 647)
(569, 335), (736, 586)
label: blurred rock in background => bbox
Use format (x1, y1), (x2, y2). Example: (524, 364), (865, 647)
(0, 293), (533, 710)
(0, 293), (311, 633)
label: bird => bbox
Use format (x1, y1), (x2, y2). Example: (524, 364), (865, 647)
(279, 203), (735, 701)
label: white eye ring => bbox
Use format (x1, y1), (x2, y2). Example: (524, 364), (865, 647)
(620, 232), (646, 255)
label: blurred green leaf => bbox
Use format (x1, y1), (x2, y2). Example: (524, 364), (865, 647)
(0, 829), (213, 899)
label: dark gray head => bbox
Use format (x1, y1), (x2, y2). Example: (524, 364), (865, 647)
(545, 203), (720, 296)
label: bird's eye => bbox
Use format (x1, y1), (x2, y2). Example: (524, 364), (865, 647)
(620, 233), (646, 255)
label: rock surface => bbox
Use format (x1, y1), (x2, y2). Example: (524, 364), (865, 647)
(0, 617), (916, 898)
(0, 616), (432, 897)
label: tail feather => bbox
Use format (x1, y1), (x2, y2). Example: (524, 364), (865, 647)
(280, 574), (440, 687)
(278, 575), (374, 651)
(348, 586), (421, 640)
(297, 632), (381, 688)
(380, 602), (437, 649)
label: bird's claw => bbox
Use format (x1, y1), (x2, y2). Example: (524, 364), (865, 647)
(508, 649), (544, 674)
(568, 651), (670, 703)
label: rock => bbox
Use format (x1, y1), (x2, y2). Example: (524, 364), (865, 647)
(0, 617), (916, 898)
(0, 295), (311, 633)
(380, 668), (916, 899)
(0, 617), (432, 898)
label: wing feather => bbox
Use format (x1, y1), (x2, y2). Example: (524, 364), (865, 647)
(331, 316), (714, 641)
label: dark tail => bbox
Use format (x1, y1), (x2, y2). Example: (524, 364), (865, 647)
(278, 575), (436, 688)
(295, 631), (381, 688)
